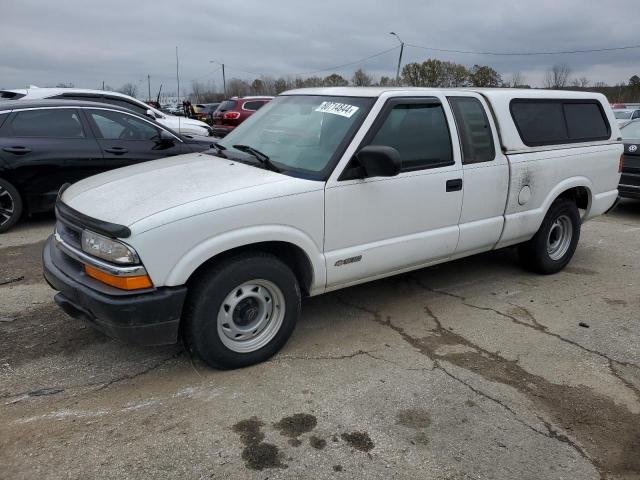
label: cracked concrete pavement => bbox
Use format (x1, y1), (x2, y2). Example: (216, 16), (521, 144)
(1, 202), (639, 480)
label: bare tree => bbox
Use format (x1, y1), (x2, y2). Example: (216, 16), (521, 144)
(570, 77), (590, 89)
(506, 71), (525, 88)
(544, 64), (571, 89)
(118, 83), (138, 98)
(190, 81), (220, 102)
(226, 78), (251, 97)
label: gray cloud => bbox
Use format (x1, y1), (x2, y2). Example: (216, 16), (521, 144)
(1, 0), (639, 93)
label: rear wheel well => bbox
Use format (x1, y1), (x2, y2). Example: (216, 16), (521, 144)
(558, 186), (590, 212)
(186, 242), (314, 296)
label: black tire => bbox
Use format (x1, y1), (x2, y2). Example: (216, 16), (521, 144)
(518, 198), (581, 274)
(183, 252), (301, 369)
(0, 178), (23, 234)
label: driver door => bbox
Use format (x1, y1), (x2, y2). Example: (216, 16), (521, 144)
(84, 108), (183, 170)
(324, 97), (464, 288)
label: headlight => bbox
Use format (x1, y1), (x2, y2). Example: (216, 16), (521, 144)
(81, 230), (139, 264)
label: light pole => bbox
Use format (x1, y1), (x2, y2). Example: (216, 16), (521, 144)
(209, 60), (227, 97)
(390, 32), (404, 86)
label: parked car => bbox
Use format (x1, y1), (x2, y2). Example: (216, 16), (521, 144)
(44, 87), (620, 369)
(0, 87), (213, 136)
(0, 100), (216, 232)
(613, 108), (640, 127)
(211, 96), (272, 137)
(619, 119), (640, 199)
(193, 103), (220, 124)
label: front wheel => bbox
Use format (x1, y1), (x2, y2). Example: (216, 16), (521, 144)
(183, 252), (301, 369)
(518, 198), (581, 274)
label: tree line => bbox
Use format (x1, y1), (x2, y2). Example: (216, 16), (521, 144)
(45, 59), (640, 104)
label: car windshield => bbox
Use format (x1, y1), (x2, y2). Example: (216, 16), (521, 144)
(614, 110), (633, 119)
(621, 121), (640, 139)
(217, 95), (374, 177)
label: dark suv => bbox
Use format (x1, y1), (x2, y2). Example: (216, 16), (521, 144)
(211, 96), (272, 137)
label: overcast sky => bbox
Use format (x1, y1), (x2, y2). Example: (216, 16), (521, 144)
(2, 0), (639, 96)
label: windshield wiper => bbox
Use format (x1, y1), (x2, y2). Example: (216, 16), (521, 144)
(232, 144), (281, 172)
(205, 141), (228, 158)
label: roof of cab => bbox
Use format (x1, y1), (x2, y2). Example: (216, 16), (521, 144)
(282, 86), (608, 99)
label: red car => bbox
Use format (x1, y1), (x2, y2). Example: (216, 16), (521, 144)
(211, 96), (273, 137)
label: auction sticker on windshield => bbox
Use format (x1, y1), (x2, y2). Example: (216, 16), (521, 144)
(315, 101), (360, 118)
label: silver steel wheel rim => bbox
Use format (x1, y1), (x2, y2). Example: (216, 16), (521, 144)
(547, 215), (573, 261)
(217, 279), (285, 353)
(0, 186), (15, 227)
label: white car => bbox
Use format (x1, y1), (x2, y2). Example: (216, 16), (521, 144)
(0, 87), (212, 136)
(44, 87), (621, 369)
(613, 108), (640, 127)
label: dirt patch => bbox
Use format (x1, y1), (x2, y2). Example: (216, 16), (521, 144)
(0, 240), (46, 286)
(603, 298), (627, 306)
(273, 413), (317, 439)
(341, 431), (374, 452)
(309, 435), (326, 450)
(396, 408), (431, 429)
(353, 298), (640, 478)
(564, 266), (598, 276)
(0, 304), (111, 371)
(232, 417), (286, 471)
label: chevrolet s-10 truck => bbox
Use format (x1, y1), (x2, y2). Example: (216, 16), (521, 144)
(43, 87), (622, 368)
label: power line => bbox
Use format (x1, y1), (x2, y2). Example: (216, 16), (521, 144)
(405, 42), (640, 56)
(292, 46), (400, 76)
(193, 46), (400, 81)
(191, 65), (222, 82)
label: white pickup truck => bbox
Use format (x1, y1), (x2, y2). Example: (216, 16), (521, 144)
(43, 87), (622, 368)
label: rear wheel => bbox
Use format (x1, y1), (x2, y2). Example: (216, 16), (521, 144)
(0, 179), (22, 234)
(183, 252), (301, 369)
(519, 198), (581, 274)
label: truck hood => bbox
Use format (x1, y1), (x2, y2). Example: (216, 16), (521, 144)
(61, 153), (304, 229)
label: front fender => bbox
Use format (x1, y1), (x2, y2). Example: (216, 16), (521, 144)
(163, 225), (326, 293)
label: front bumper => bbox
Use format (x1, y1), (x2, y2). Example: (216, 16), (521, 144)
(43, 236), (187, 346)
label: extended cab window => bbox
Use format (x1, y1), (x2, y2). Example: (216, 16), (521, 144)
(369, 102), (453, 171)
(448, 97), (495, 164)
(511, 99), (610, 146)
(5, 109), (85, 138)
(89, 109), (160, 140)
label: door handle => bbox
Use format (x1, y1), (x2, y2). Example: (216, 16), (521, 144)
(2, 146), (31, 155)
(446, 178), (463, 192)
(104, 147), (128, 155)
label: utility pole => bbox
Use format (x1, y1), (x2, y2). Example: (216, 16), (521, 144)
(147, 74), (151, 101)
(176, 46), (180, 103)
(221, 63), (227, 97)
(390, 32), (405, 86)
(210, 60), (227, 97)
(102, 81), (105, 91)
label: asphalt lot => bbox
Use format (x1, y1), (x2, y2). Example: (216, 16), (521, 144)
(1, 202), (639, 480)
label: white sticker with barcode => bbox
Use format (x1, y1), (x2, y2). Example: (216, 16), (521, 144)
(315, 101), (359, 118)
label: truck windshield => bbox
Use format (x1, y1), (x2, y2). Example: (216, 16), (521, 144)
(217, 95), (374, 178)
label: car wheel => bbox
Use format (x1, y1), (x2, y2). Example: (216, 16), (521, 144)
(184, 252), (301, 369)
(0, 179), (23, 234)
(518, 198), (581, 274)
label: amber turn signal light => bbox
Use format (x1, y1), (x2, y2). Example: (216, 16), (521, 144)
(84, 265), (153, 290)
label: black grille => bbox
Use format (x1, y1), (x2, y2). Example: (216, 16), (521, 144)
(56, 220), (82, 249)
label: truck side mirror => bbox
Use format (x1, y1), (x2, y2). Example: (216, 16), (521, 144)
(355, 145), (401, 178)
